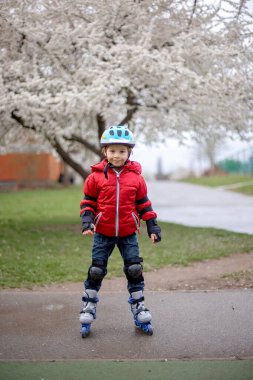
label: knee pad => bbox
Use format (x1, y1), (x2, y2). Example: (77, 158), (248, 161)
(88, 259), (107, 281)
(124, 257), (143, 282)
(127, 264), (142, 278)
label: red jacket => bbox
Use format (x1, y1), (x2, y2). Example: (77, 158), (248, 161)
(80, 159), (157, 237)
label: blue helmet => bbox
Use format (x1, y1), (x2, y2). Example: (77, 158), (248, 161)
(100, 125), (135, 147)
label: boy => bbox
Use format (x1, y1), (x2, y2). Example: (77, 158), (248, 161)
(79, 125), (161, 337)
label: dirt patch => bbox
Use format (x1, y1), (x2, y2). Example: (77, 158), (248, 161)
(24, 252), (253, 293)
(142, 253), (253, 291)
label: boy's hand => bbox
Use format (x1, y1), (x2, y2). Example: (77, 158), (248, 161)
(82, 224), (96, 236)
(150, 233), (158, 244)
(146, 218), (162, 243)
(81, 210), (95, 236)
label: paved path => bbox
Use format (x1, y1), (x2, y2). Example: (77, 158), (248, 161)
(147, 181), (253, 234)
(1, 290), (253, 360)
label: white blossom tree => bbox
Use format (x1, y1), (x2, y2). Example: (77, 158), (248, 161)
(0, 0), (252, 178)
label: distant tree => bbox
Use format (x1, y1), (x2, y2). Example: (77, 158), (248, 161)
(1, 0), (252, 178)
(194, 133), (225, 172)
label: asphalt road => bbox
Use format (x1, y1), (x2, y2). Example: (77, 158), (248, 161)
(147, 181), (253, 235)
(1, 290), (253, 360)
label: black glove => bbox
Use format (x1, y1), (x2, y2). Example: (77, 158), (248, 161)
(146, 218), (161, 242)
(81, 210), (95, 232)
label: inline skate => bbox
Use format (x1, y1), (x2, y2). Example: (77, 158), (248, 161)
(128, 290), (153, 335)
(80, 289), (99, 338)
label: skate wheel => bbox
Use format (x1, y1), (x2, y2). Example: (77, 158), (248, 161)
(81, 330), (88, 338)
(80, 324), (90, 338)
(147, 324), (153, 336)
(135, 320), (154, 336)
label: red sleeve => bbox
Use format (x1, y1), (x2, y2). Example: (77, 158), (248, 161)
(136, 176), (157, 221)
(80, 174), (98, 216)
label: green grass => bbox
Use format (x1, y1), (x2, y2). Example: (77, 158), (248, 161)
(1, 361), (253, 380)
(1, 186), (253, 288)
(182, 175), (253, 195)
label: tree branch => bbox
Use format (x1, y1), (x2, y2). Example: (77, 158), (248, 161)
(11, 110), (36, 131)
(118, 89), (140, 125)
(237, 0), (245, 19)
(96, 114), (106, 140)
(188, 0), (198, 28)
(11, 110), (89, 179)
(63, 134), (101, 156)
(118, 106), (138, 125)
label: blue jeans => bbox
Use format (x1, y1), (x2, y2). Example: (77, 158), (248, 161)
(84, 232), (144, 293)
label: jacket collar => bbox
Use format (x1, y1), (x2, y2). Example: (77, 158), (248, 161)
(91, 159), (142, 176)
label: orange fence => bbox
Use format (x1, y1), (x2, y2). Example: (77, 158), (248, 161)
(0, 153), (61, 186)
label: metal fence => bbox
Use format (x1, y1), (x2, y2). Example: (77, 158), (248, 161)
(217, 147), (253, 175)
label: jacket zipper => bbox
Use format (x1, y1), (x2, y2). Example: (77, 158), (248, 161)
(114, 169), (123, 236)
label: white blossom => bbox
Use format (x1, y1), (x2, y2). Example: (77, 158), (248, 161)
(0, 0), (252, 176)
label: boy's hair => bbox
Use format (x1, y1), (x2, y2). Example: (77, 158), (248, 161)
(102, 145), (132, 156)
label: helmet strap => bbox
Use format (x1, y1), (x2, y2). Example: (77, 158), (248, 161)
(103, 162), (113, 179)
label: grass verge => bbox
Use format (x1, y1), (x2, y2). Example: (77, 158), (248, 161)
(1, 187), (253, 288)
(182, 175), (253, 195)
(0, 361), (253, 380)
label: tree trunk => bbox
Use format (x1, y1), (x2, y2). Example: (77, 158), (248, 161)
(51, 137), (90, 179)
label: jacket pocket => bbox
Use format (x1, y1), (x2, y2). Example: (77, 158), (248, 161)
(94, 212), (102, 227)
(131, 212), (140, 230)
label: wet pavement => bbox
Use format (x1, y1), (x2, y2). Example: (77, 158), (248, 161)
(147, 181), (253, 235)
(0, 290), (253, 360)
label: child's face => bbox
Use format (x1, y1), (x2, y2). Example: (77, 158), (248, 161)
(105, 144), (129, 167)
